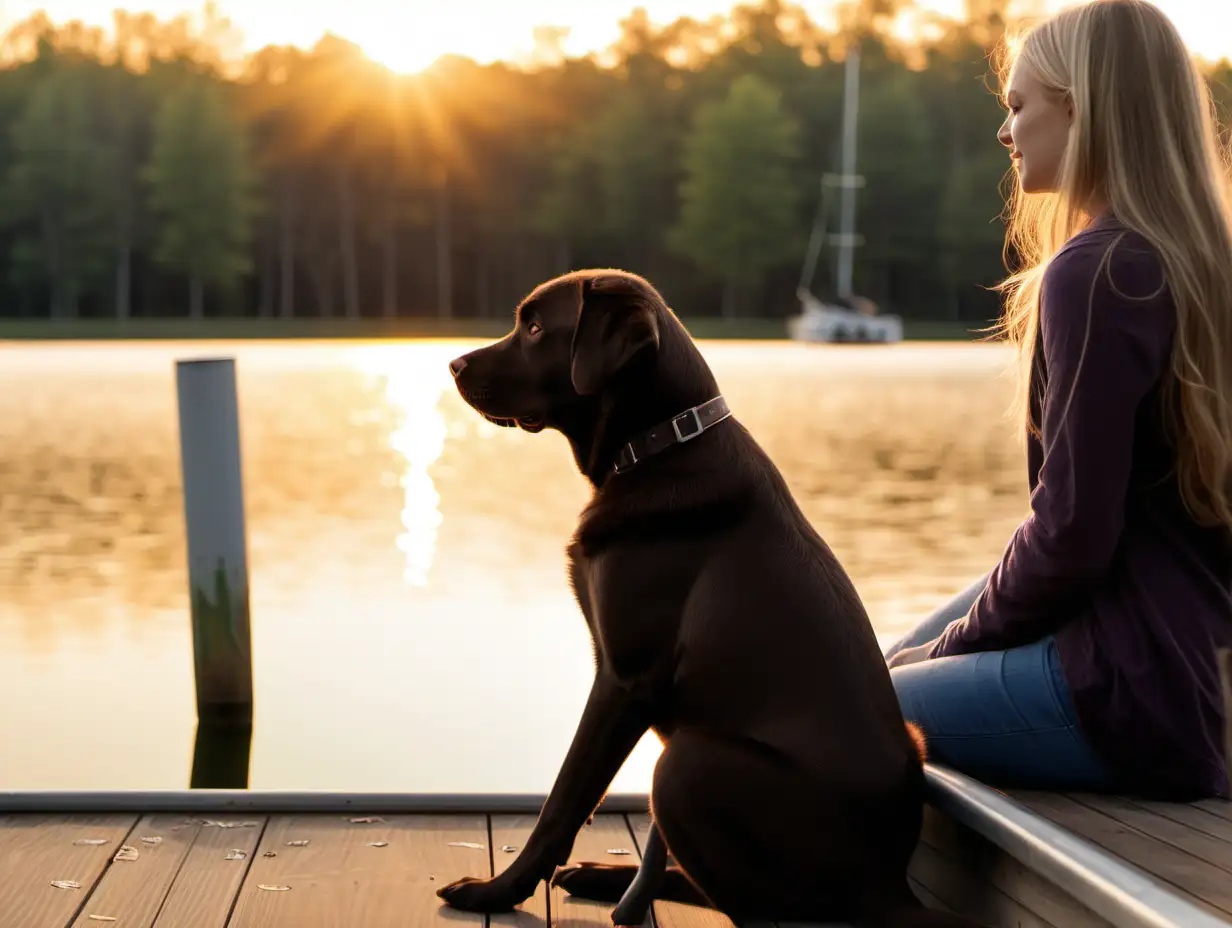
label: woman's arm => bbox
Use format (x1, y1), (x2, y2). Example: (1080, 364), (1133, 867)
(928, 236), (1174, 658)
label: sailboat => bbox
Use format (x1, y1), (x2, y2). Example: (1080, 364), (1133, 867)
(787, 47), (904, 343)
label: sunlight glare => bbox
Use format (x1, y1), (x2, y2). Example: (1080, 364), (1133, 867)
(349, 342), (457, 586)
(359, 30), (446, 75)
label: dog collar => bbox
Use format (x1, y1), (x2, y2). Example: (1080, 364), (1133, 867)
(611, 395), (732, 475)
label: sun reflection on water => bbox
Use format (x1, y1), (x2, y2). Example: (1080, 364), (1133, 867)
(348, 342), (460, 587)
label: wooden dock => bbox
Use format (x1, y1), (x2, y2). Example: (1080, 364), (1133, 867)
(2, 810), (720, 928)
(3, 794), (1231, 928)
(913, 787), (1232, 927)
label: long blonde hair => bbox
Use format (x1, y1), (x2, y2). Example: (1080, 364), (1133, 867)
(994, 0), (1232, 531)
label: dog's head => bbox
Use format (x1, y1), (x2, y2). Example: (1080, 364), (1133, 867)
(448, 269), (665, 434)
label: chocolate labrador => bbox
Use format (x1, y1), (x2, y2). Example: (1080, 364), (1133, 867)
(437, 269), (979, 928)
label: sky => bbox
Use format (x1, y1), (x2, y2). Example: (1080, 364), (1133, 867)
(0, 0), (1228, 71)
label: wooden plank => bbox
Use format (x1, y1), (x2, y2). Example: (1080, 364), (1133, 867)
(1072, 795), (1232, 875)
(153, 815), (267, 926)
(627, 813), (733, 928)
(907, 877), (953, 915)
(69, 814), (207, 927)
(1126, 798), (1232, 846)
(552, 815), (650, 928)
(916, 806), (1110, 928)
(1013, 791), (1232, 919)
(227, 813), (490, 928)
(1194, 799), (1232, 826)
(909, 839), (1059, 928)
(0, 814), (138, 928)
(490, 816), (550, 928)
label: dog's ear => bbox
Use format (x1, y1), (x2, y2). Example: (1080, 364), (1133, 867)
(570, 274), (661, 396)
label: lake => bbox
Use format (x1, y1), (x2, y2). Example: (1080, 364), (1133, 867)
(0, 338), (1028, 794)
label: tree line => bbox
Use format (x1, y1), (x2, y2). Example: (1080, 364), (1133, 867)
(0, 1), (1228, 325)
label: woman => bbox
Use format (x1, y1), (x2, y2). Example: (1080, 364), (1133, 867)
(886, 0), (1232, 800)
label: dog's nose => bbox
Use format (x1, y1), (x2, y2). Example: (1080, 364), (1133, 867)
(448, 357), (467, 378)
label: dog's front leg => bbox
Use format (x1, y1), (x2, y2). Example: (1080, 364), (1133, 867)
(437, 671), (649, 913)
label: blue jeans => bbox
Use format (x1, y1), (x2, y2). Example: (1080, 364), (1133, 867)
(886, 574), (1117, 790)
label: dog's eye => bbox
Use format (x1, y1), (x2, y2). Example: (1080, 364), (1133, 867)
(526, 321), (542, 337)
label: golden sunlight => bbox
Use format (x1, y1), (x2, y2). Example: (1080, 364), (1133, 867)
(9, 0), (1229, 71)
(356, 28), (451, 75)
(350, 342), (456, 586)
(293, 3), (548, 74)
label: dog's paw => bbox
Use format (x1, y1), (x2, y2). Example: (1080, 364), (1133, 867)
(551, 862), (638, 902)
(436, 875), (526, 913)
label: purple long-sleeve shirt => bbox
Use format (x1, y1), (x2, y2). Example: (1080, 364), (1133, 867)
(928, 214), (1232, 799)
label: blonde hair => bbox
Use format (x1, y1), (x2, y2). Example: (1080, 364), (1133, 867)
(993, 0), (1232, 531)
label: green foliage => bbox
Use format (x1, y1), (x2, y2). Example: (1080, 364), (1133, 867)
(671, 73), (803, 312)
(144, 77), (260, 316)
(0, 61), (115, 316)
(0, 2), (1227, 323)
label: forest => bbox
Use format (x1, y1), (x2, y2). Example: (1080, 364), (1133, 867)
(0, 0), (1228, 327)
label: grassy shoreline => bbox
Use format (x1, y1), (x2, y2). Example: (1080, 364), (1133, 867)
(0, 316), (982, 342)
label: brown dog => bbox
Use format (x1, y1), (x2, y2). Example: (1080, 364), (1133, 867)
(437, 270), (979, 928)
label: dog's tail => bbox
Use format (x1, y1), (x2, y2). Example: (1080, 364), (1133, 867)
(905, 721), (929, 764)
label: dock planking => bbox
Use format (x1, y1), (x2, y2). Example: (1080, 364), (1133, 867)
(4, 799), (1232, 927)
(909, 792), (1232, 928)
(0, 814), (137, 927)
(0, 813), (725, 928)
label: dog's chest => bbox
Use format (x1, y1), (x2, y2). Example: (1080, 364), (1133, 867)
(566, 543), (683, 677)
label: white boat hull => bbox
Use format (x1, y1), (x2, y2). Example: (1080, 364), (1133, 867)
(787, 304), (903, 343)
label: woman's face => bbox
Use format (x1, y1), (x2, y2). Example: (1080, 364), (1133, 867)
(997, 63), (1072, 193)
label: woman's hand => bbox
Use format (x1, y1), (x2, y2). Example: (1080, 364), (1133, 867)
(887, 640), (937, 669)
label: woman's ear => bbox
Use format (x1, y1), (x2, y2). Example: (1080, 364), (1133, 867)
(569, 275), (661, 396)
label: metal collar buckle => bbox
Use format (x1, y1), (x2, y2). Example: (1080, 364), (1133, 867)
(672, 408), (704, 442)
(613, 442), (638, 473)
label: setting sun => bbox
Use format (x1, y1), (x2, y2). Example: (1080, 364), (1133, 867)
(355, 27), (454, 74)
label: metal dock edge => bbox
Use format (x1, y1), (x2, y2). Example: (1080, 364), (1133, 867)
(925, 765), (1227, 928)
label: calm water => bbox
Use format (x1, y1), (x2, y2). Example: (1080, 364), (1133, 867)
(0, 339), (1028, 793)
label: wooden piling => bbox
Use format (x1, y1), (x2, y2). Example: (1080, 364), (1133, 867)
(175, 357), (254, 725)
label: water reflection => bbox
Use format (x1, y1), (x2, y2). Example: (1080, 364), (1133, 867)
(190, 722), (253, 789)
(0, 340), (1026, 792)
(351, 344), (454, 587)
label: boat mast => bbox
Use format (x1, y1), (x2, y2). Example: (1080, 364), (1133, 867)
(834, 46), (861, 301)
(796, 44), (864, 305)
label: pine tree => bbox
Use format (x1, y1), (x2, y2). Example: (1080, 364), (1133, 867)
(144, 78), (260, 318)
(671, 73), (803, 317)
(0, 62), (115, 318)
